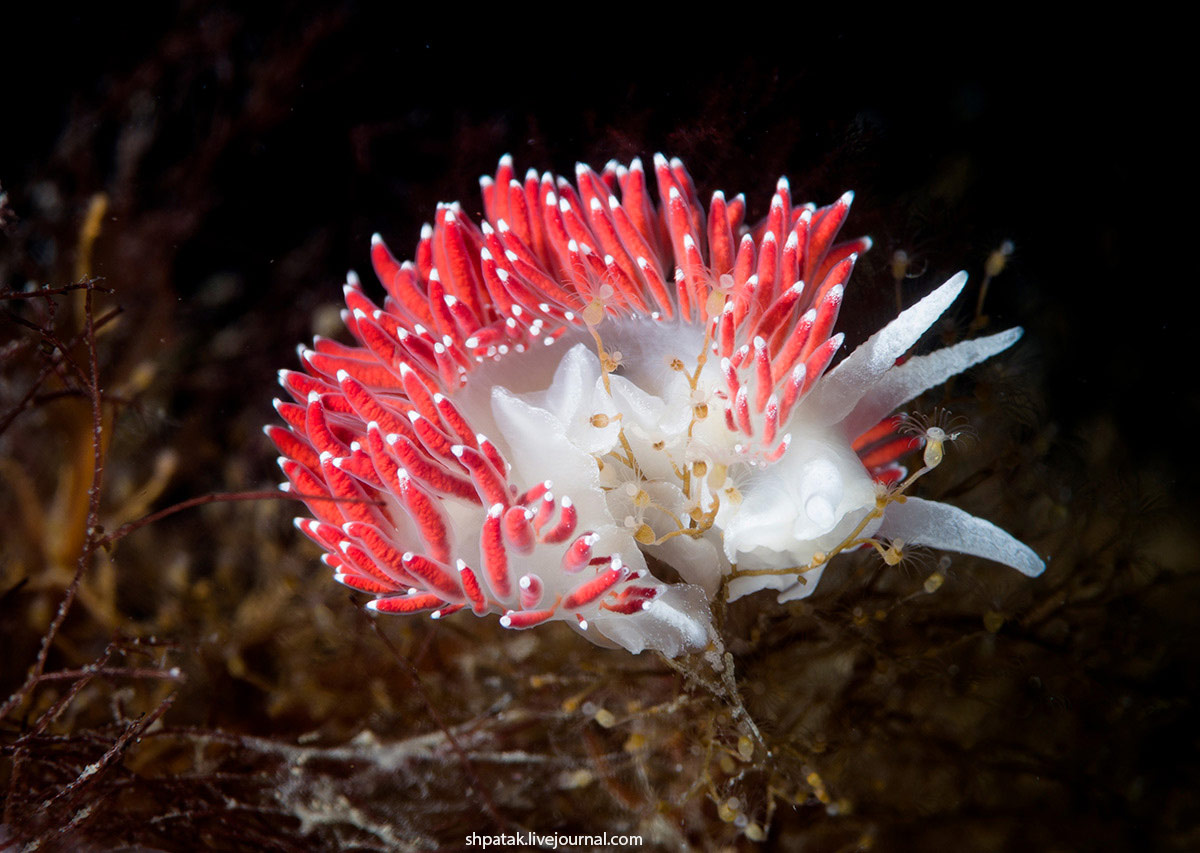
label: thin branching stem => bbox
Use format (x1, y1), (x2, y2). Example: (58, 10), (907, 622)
(94, 489), (383, 551)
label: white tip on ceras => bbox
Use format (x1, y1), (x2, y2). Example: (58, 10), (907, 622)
(840, 190), (855, 207)
(371, 232), (384, 246)
(420, 223), (433, 240)
(345, 270), (360, 288)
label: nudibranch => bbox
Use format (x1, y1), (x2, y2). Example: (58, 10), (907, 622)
(267, 155), (1043, 656)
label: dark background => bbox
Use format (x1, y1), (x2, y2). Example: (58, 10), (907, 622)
(2, 5), (1193, 851)
(3, 8), (1186, 472)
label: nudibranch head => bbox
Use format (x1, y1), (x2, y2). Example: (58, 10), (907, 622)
(267, 154), (1043, 656)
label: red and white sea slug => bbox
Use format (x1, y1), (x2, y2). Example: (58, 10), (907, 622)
(267, 154), (1044, 656)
